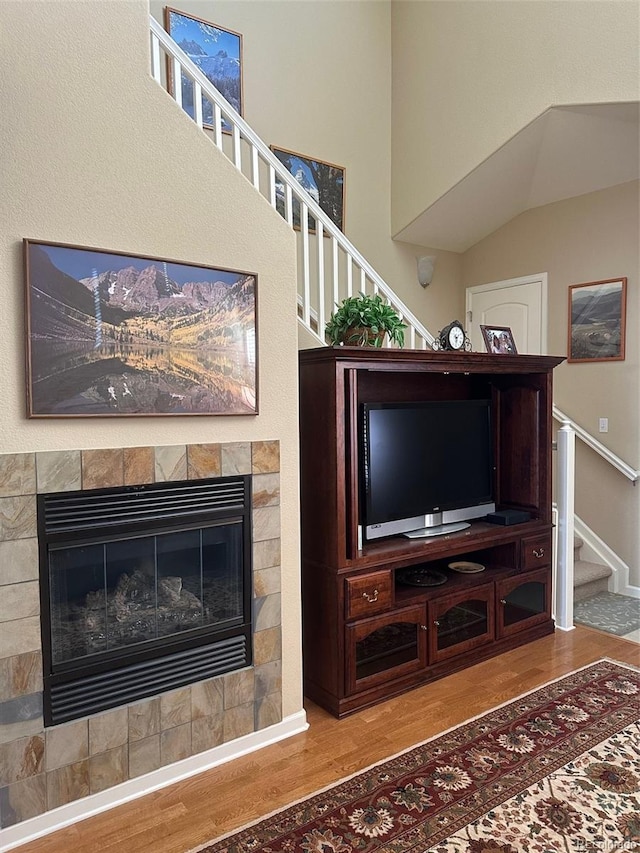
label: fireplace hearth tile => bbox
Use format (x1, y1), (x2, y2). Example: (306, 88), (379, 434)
(255, 693), (282, 731)
(0, 713), (44, 747)
(0, 454), (36, 498)
(0, 616), (41, 659)
(192, 713), (224, 754)
(254, 593), (281, 633)
(0, 651), (43, 702)
(0, 773), (47, 828)
(223, 702), (254, 742)
(251, 441), (280, 474)
(254, 661), (282, 700)
(128, 734), (161, 778)
(253, 626), (282, 667)
(128, 697), (161, 742)
(187, 443), (222, 479)
(0, 539), (39, 586)
(89, 744), (128, 794)
(123, 446), (155, 485)
(160, 722), (191, 765)
(0, 734), (45, 787)
(160, 687), (192, 730)
(254, 566), (281, 598)
(252, 473), (280, 507)
(253, 538), (281, 570)
(191, 678), (224, 720)
(154, 445), (187, 482)
(35, 450), (81, 494)
(46, 759), (89, 809)
(221, 442), (252, 476)
(81, 449), (124, 490)
(253, 506), (280, 542)
(45, 719), (88, 771)
(0, 580), (39, 622)
(0, 496), (37, 542)
(224, 669), (255, 709)
(89, 707), (128, 755)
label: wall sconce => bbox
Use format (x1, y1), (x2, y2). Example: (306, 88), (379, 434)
(417, 255), (436, 288)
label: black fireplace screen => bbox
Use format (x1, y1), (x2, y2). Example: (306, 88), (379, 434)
(38, 476), (252, 725)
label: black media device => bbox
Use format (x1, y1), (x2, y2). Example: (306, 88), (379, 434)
(485, 509), (531, 525)
(360, 399), (495, 541)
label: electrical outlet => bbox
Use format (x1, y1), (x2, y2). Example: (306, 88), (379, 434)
(599, 417), (609, 433)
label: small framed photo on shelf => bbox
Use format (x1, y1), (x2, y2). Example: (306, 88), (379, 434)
(567, 278), (627, 363)
(480, 325), (518, 355)
(270, 145), (345, 233)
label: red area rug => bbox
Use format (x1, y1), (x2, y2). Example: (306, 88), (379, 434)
(191, 660), (640, 853)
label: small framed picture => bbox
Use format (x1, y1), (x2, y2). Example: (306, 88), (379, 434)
(270, 145), (345, 233)
(481, 325), (518, 355)
(568, 278), (627, 363)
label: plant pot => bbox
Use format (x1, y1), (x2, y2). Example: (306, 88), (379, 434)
(342, 326), (386, 347)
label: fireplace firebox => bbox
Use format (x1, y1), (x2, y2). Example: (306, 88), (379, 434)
(37, 475), (252, 726)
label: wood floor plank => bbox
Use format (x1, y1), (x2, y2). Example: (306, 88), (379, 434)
(12, 627), (639, 853)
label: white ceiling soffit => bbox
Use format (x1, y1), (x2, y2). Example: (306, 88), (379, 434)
(394, 102), (640, 254)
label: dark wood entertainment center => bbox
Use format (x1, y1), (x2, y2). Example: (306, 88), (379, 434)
(299, 346), (564, 718)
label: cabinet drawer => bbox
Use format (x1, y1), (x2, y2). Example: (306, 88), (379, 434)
(521, 534), (552, 569)
(345, 571), (392, 620)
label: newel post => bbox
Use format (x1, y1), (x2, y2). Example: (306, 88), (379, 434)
(555, 422), (576, 630)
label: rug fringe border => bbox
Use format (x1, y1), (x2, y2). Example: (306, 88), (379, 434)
(185, 658), (638, 853)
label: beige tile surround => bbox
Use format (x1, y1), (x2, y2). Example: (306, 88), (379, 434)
(0, 441), (282, 829)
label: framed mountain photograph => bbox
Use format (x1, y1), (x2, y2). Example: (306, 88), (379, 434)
(164, 7), (243, 133)
(270, 146), (345, 233)
(568, 277), (627, 363)
(24, 240), (257, 416)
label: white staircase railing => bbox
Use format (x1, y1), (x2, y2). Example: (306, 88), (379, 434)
(552, 407), (638, 629)
(149, 17), (434, 350)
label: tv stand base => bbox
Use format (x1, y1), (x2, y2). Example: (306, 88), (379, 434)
(404, 521), (470, 538)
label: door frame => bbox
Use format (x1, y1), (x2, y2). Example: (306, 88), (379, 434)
(465, 273), (548, 355)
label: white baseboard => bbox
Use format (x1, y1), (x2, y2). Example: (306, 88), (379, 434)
(573, 514), (636, 598)
(0, 710), (309, 853)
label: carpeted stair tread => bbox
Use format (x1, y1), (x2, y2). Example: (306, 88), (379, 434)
(574, 558), (612, 602)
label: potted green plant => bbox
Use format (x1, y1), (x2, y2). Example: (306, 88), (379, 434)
(325, 293), (406, 348)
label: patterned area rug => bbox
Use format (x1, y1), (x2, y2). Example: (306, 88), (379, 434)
(190, 660), (640, 853)
(574, 592), (640, 637)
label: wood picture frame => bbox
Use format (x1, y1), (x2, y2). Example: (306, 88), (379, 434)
(480, 325), (518, 355)
(568, 278), (627, 363)
(270, 145), (345, 233)
(164, 7), (243, 134)
(24, 239), (257, 417)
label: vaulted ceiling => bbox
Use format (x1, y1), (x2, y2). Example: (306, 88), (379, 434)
(394, 102), (640, 253)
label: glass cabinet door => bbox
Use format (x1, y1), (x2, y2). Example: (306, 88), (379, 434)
(346, 604), (427, 695)
(497, 568), (551, 638)
(429, 586), (494, 663)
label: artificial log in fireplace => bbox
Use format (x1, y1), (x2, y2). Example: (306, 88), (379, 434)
(37, 475), (252, 726)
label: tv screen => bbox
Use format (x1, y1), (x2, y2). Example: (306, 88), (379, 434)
(361, 399), (494, 539)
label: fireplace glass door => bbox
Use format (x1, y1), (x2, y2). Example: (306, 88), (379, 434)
(49, 522), (243, 665)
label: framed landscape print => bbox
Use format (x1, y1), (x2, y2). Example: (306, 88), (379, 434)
(24, 240), (257, 417)
(164, 7), (243, 133)
(568, 278), (627, 363)
(270, 146), (345, 233)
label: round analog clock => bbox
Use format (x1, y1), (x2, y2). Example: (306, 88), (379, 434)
(433, 320), (470, 352)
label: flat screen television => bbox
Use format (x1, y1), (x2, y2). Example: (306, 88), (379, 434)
(360, 399), (495, 540)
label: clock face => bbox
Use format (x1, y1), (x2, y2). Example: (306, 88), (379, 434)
(448, 324), (465, 350)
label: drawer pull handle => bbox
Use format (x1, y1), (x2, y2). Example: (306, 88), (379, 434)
(362, 589), (379, 603)
(420, 624), (428, 631)
(433, 620), (440, 627)
(500, 599), (507, 605)
(533, 548), (545, 558)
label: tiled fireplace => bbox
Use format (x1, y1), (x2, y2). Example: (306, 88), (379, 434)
(0, 441), (282, 829)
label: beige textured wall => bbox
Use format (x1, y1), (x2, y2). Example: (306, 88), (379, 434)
(149, 0), (464, 341)
(462, 181), (640, 584)
(0, 1), (303, 715)
(391, 0), (640, 234)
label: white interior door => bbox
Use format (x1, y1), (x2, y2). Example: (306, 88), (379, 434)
(466, 273), (548, 355)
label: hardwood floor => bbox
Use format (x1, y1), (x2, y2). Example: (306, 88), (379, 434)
(14, 626), (639, 853)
